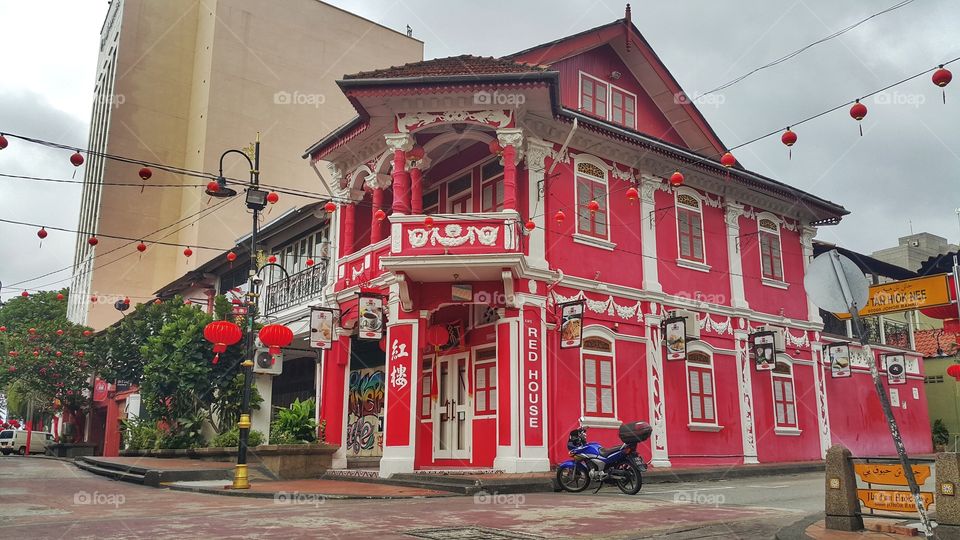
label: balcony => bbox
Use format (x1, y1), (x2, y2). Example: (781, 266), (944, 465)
(264, 262), (328, 316)
(335, 238), (391, 291)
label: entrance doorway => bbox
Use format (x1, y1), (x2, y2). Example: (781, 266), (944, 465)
(346, 337), (386, 458)
(433, 353), (471, 459)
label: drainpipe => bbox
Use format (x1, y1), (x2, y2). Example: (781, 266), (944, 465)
(547, 119), (578, 177)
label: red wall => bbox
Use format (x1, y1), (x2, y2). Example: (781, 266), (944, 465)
(738, 215), (808, 320)
(751, 361), (822, 463)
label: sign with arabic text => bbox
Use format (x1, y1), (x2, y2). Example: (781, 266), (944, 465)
(855, 463), (932, 486)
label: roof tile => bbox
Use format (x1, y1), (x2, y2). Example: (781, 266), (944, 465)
(342, 55), (548, 80)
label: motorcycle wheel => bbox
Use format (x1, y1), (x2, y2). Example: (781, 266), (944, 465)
(556, 462), (591, 493)
(615, 461), (642, 495)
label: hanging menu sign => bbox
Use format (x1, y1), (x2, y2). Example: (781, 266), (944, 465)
(664, 317), (687, 361)
(559, 301), (584, 349)
(885, 354), (907, 385)
(828, 343), (852, 378)
(753, 331), (776, 371)
(309, 308), (335, 349)
(357, 293), (384, 341)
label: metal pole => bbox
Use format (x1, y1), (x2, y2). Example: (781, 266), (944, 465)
(232, 133), (260, 490)
(829, 252), (932, 535)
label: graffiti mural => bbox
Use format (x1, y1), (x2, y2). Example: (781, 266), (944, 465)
(346, 368), (385, 457)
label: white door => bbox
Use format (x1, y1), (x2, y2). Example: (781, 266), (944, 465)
(433, 354), (471, 459)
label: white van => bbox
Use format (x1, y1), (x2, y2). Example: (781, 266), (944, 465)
(0, 430), (54, 455)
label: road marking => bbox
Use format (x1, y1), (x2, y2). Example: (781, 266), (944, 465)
(642, 486), (737, 494)
(745, 484), (791, 489)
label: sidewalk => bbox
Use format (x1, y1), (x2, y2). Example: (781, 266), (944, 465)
(777, 514), (929, 539)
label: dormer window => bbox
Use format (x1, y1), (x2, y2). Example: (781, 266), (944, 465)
(580, 74), (607, 118)
(580, 73), (636, 129)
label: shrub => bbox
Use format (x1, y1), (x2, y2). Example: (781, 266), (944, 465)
(933, 419), (950, 448)
(211, 427), (264, 448)
(270, 398), (317, 444)
(121, 417), (161, 451)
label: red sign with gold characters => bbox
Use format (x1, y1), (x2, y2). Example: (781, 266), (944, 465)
(523, 305), (544, 446)
(384, 323), (413, 447)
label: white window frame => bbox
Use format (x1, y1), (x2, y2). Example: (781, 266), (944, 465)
(578, 71), (638, 128)
(579, 327), (619, 427)
(609, 84), (638, 129)
(757, 212), (787, 288)
(674, 187), (710, 272)
(685, 349), (723, 432)
(572, 154), (616, 250)
(771, 358), (801, 435)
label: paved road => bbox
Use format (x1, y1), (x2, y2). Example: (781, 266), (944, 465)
(0, 457), (821, 539)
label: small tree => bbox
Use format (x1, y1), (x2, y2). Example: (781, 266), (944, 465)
(933, 419), (950, 449)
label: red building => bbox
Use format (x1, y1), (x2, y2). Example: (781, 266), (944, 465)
(303, 15), (931, 476)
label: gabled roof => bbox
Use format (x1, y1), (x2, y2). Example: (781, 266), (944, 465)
(813, 241), (917, 281)
(913, 329), (959, 358)
(342, 55), (548, 80)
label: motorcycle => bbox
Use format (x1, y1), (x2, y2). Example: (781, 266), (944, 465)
(555, 420), (651, 495)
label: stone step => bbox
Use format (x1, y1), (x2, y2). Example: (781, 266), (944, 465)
(74, 459), (146, 484)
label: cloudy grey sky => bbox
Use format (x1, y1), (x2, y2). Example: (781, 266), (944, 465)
(1, 0), (958, 297)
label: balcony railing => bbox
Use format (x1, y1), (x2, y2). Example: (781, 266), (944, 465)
(264, 262), (328, 316)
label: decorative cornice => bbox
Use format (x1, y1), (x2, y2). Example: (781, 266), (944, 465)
(384, 133), (414, 152)
(724, 202), (745, 228)
(497, 128), (524, 163)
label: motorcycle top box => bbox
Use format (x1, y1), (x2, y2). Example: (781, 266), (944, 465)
(618, 421), (652, 444)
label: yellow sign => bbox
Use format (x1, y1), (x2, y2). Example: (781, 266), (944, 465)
(857, 489), (934, 513)
(836, 274), (953, 319)
(855, 463), (932, 486)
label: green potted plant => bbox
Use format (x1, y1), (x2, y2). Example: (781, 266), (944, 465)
(933, 419), (950, 452)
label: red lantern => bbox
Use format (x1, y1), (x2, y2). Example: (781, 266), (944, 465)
(424, 216), (434, 229)
(488, 140), (502, 155)
(948, 364), (960, 381)
(850, 99), (867, 136)
(138, 167), (152, 180)
(0, 134), (7, 149)
(136, 242), (147, 253)
(525, 219), (536, 231)
(183, 247), (193, 258)
(70, 151), (84, 167)
(670, 171), (684, 187)
(426, 325), (449, 349)
(56, 293), (64, 301)
(203, 320), (243, 364)
(37, 227), (48, 240)
(259, 324), (293, 355)
(324, 201), (337, 213)
(306, 258), (315, 267)
(720, 152), (736, 168)
(587, 200), (600, 215)
(226, 251), (237, 262)
(83, 330), (92, 337)
(408, 146), (425, 161)
(21, 291), (28, 297)
(206, 180), (220, 193)
(625, 187), (639, 203)
(374, 209), (387, 222)
(268, 255), (277, 264)
(88, 236), (99, 246)
(933, 65), (952, 104)
(554, 210), (566, 225)
(266, 192), (280, 204)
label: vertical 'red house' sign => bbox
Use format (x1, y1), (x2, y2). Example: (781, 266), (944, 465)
(523, 305), (544, 446)
(385, 323), (413, 447)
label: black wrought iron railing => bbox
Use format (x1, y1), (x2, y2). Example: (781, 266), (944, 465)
(263, 262), (327, 315)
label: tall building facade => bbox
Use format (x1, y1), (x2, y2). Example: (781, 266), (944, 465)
(69, 0), (422, 328)
(871, 232), (959, 272)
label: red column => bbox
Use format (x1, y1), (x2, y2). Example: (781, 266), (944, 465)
(371, 188), (384, 244)
(410, 167), (423, 214)
(342, 203), (356, 257)
(502, 145), (517, 211)
(392, 149), (410, 215)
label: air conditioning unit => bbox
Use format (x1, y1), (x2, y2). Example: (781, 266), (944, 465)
(253, 346), (283, 376)
(754, 325), (786, 351)
(667, 309), (701, 341)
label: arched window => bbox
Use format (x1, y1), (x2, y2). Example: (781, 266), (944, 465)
(676, 189), (705, 264)
(771, 360), (798, 429)
(686, 351), (716, 425)
(582, 336), (615, 418)
(575, 156), (609, 241)
(758, 214), (784, 281)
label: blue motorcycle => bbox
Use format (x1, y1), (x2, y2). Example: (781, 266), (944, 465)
(556, 421), (651, 495)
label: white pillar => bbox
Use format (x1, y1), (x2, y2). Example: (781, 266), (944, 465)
(811, 341), (832, 458)
(379, 282), (421, 478)
(645, 313), (670, 467)
(801, 226), (820, 323)
(735, 331), (759, 464)
(493, 313), (522, 472)
(524, 138), (551, 270)
(639, 175), (662, 293)
(725, 202), (749, 309)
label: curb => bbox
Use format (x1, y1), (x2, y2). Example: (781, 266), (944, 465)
(163, 482), (458, 500)
(775, 513), (822, 540)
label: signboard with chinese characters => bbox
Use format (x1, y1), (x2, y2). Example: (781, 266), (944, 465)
(384, 323), (413, 447)
(752, 332), (776, 371)
(664, 317), (686, 361)
(559, 301), (584, 349)
(523, 305), (545, 446)
(828, 343), (852, 378)
(309, 308), (334, 349)
(885, 354), (907, 385)
(357, 293), (384, 341)
(835, 274), (953, 319)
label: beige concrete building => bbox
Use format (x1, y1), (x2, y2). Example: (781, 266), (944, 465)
(69, 0), (422, 328)
(871, 232), (959, 272)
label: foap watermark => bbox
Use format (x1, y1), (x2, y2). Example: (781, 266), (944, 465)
(474, 90), (525, 107)
(873, 91), (925, 108)
(473, 290), (516, 306)
(674, 291), (727, 305)
(673, 489), (725, 507)
(92, 93), (125, 109)
(74, 490), (125, 508)
(274, 491), (326, 507)
(674, 91), (725, 109)
(274, 91), (326, 108)
(473, 490), (525, 507)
